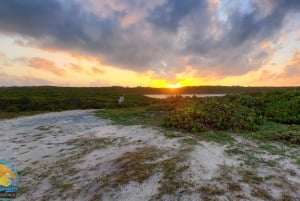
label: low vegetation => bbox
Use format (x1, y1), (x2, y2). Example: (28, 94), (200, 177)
(97, 108), (161, 126)
(0, 86), (158, 118)
(3, 86), (300, 200)
(163, 97), (261, 132)
(160, 89), (300, 144)
(1, 86), (299, 145)
(98, 146), (191, 199)
(107, 146), (165, 186)
(97, 88), (300, 145)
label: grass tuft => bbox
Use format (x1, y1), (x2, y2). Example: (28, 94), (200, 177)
(240, 170), (263, 184)
(199, 185), (225, 196)
(102, 146), (165, 187)
(296, 159), (300, 165)
(58, 183), (73, 191)
(164, 131), (180, 138)
(199, 131), (235, 144)
(280, 192), (294, 201)
(228, 182), (242, 192)
(251, 187), (273, 200)
(97, 108), (160, 126)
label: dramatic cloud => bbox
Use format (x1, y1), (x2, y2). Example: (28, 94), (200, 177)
(27, 57), (66, 76)
(148, 0), (207, 32)
(0, 0), (300, 78)
(256, 52), (300, 86)
(280, 52), (300, 78)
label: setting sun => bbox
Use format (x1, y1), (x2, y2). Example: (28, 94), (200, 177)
(167, 83), (182, 89)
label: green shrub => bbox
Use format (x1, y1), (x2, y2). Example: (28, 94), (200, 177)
(163, 97), (260, 132)
(264, 97), (300, 124)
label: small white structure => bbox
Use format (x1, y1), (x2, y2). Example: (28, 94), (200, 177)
(118, 95), (125, 104)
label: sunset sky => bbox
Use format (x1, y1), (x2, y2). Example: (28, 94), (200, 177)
(0, 0), (300, 87)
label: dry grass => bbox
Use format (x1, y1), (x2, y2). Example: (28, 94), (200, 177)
(99, 146), (165, 188)
(240, 169), (263, 184)
(158, 159), (189, 195)
(280, 192), (294, 201)
(66, 137), (123, 156)
(112, 146), (164, 184)
(151, 147), (192, 199)
(199, 184), (225, 196)
(251, 187), (273, 200)
(227, 182), (242, 192)
(58, 183), (73, 191)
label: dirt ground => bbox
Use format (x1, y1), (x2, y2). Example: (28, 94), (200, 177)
(0, 110), (299, 201)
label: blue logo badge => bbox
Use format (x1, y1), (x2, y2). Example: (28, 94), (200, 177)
(0, 160), (19, 199)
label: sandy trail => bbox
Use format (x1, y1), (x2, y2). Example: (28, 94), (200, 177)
(0, 110), (299, 201)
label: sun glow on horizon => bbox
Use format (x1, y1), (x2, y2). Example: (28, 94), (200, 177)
(167, 83), (182, 89)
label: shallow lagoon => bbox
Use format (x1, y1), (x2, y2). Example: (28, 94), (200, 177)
(144, 94), (226, 99)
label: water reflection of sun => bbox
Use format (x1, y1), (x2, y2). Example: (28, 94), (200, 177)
(167, 83), (182, 89)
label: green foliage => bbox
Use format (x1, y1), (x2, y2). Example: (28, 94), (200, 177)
(244, 122), (300, 144)
(264, 96), (300, 124)
(0, 86), (158, 118)
(199, 131), (235, 143)
(58, 183), (73, 191)
(163, 97), (261, 132)
(161, 89), (300, 142)
(164, 131), (180, 138)
(1, 86), (300, 145)
(97, 108), (161, 126)
(241, 89), (300, 124)
(179, 137), (197, 145)
(296, 159), (300, 165)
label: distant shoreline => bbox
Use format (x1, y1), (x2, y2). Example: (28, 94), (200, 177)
(144, 94), (226, 99)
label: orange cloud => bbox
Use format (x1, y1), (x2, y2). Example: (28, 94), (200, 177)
(121, 13), (139, 27)
(208, 0), (220, 10)
(277, 33), (289, 45)
(69, 63), (83, 73)
(261, 40), (274, 52)
(258, 69), (276, 81)
(280, 52), (300, 77)
(0, 52), (5, 59)
(28, 57), (66, 76)
(92, 67), (105, 74)
(255, 52), (300, 86)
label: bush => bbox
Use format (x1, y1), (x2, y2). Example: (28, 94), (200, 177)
(163, 97), (261, 132)
(264, 96), (300, 124)
(228, 89), (300, 125)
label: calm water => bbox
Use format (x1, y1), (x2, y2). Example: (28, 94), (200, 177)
(144, 94), (226, 99)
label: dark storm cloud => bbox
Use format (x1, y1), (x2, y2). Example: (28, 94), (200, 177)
(0, 0), (61, 37)
(222, 0), (300, 48)
(0, 0), (115, 43)
(0, 0), (139, 66)
(0, 0), (300, 76)
(0, 0), (174, 70)
(147, 0), (207, 32)
(181, 0), (300, 74)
